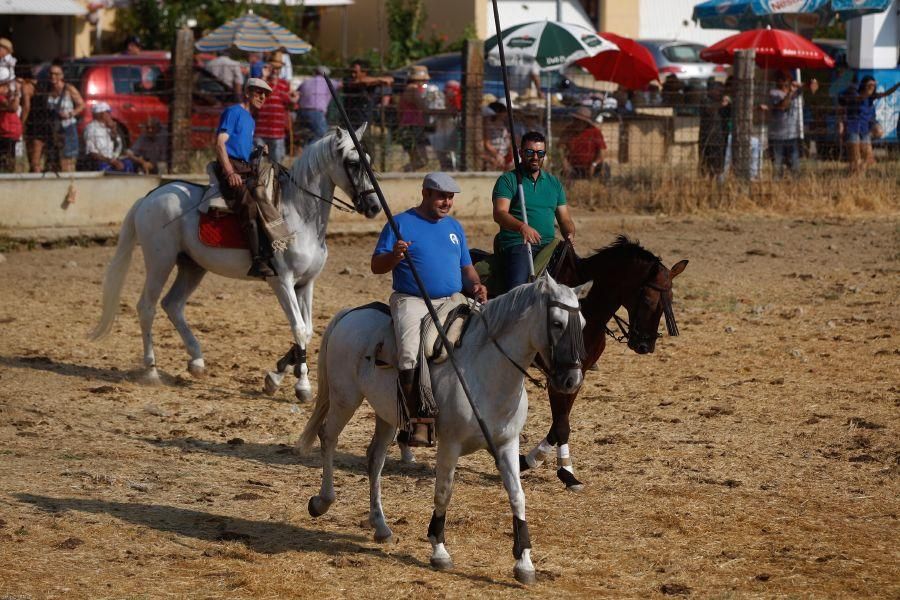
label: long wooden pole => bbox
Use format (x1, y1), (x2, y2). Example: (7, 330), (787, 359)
(322, 76), (501, 467)
(490, 0), (535, 279)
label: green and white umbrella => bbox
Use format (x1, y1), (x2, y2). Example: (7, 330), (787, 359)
(195, 12), (312, 54)
(485, 20), (618, 70)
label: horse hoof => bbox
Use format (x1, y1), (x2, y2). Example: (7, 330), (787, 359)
(187, 359), (206, 378)
(140, 368), (161, 386)
(373, 531), (395, 544)
(400, 445), (416, 464)
(430, 557), (453, 571)
(557, 468), (584, 492)
(308, 496), (330, 517)
(519, 454), (531, 473)
(263, 373), (280, 396)
(295, 387), (313, 403)
(514, 567), (536, 585)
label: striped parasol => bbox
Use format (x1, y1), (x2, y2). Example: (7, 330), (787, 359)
(195, 12), (312, 54)
(485, 21), (618, 71)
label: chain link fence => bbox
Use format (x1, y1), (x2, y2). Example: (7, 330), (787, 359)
(3, 55), (897, 211)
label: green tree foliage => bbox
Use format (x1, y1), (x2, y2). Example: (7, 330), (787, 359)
(116, 0), (306, 52)
(384, 0), (472, 68)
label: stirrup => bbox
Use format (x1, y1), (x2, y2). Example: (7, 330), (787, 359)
(247, 259), (275, 278)
(402, 418), (435, 448)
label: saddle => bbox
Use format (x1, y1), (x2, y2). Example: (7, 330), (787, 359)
(198, 155), (279, 214)
(362, 293), (475, 369)
(473, 238), (572, 298)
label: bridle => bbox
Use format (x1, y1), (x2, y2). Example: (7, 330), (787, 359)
(606, 264), (680, 345)
(472, 297), (585, 389)
(273, 153), (374, 215)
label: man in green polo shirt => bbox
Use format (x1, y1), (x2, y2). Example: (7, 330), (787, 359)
(492, 130), (576, 290)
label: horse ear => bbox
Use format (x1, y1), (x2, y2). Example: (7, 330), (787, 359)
(571, 280), (593, 300)
(670, 259), (688, 278)
(355, 122), (368, 140)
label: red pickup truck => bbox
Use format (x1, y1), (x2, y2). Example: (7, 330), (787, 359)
(62, 51), (233, 148)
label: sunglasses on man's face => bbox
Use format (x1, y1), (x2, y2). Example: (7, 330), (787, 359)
(523, 149), (546, 158)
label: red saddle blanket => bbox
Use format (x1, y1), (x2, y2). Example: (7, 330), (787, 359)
(199, 211), (247, 250)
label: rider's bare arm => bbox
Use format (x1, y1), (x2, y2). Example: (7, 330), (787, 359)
(493, 196), (541, 244)
(371, 239), (409, 275)
(556, 205), (575, 245)
(462, 265), (487, 303)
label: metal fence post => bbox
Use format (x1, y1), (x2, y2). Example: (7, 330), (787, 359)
(170, 26), (194, 174)
(733, 49), (756, 181)
(461, 39), (484, 172)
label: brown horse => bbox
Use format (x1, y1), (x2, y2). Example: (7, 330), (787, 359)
(523, 236), (688, 491)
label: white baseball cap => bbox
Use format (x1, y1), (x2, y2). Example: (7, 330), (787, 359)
(92, 101), (112, 114)
(245, 77), (273, 93)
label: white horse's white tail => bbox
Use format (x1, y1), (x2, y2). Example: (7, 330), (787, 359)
(297, 308), (353, 454)
(89, 199), (141, 340)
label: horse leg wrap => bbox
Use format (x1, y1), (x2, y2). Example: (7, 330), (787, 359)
(276, 344), (297, 373)
(556, 444), (574, 473)
(428, 511), (446, 545)
(512, 516), (531, 559)
(526, 438), (553, 469)
(293, 346), (307, 378)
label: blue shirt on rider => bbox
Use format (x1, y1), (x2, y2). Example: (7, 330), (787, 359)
(217, 104), (255, 162)
(374, 208), (472, 298)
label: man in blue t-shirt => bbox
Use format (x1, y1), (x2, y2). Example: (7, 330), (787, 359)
(372, 172), (487, 446)
(214, 77), (274, 278)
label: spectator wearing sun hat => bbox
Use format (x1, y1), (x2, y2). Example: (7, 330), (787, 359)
(397, 65), (431, 171)
(253, 50), (298, 163)
(559, 105), (607, 180)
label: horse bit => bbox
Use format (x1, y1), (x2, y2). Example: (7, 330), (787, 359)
(606, 266), (680, 345)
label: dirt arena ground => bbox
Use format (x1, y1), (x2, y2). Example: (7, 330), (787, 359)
(0, 210), (897, 598)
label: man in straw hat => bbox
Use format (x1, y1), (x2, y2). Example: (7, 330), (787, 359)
(559, 105), (607, 180)
(397, 65), (431, 171)
(215, 77), (291, 279)
(371, 172), (487, 446)
(254, 50), (298, 164)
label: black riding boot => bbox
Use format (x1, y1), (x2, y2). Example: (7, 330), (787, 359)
(244, 220), (275, 278)
(397, 368), (433, 447)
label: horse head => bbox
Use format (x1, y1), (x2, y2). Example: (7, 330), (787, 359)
(331, 124), (381, 219)
(577, 236), (688, 355)
(535, 273), (593, 394)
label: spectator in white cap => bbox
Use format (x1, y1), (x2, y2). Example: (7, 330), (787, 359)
(371, 172), (487, 447)
(214, 76), (292, 279)
(84, 101), (134, 172)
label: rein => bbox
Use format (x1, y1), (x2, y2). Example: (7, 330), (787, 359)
(469, 300), (546, 389)
(469, 296), (585, 389)
(605, 270), (680, 344)
(273, 161), (358, 214)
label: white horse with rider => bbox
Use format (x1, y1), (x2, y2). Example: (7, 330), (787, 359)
(90, 125), (380, 398)
(298, 273), (592, 583)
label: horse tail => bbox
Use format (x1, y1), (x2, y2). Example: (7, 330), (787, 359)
(297, 308), (354, 454)
(89, 198), (141, 340)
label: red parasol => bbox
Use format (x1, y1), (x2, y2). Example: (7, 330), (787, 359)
(699, 27), (835, 70)
(574, 32), (659, 90)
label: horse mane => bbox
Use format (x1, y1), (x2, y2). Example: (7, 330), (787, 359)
(475, 281), (545, 340)
(291, 129), (340, 182)
(581, 235), (660, 272)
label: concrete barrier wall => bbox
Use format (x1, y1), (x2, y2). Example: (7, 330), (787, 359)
(0, 171), (501, 235)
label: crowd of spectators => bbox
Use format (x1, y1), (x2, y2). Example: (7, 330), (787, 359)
(0, 36), (896, 178)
